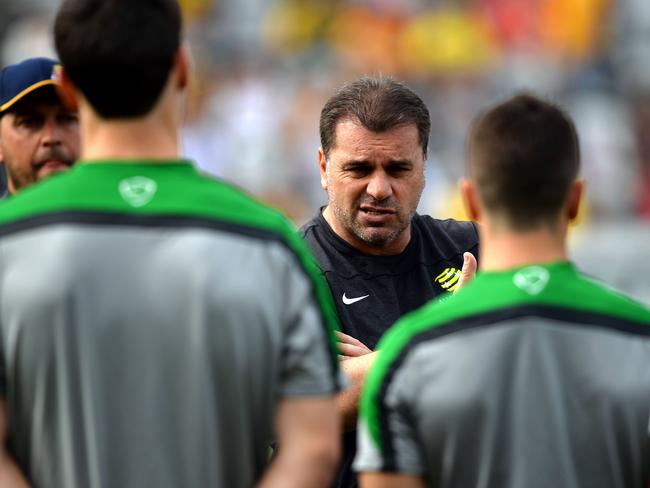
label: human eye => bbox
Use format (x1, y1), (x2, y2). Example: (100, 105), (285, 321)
(387, 161), (413, 176)
(58, 113), (79, 125)
(344, 162), (372, 177)
(14, 114), (43, 130)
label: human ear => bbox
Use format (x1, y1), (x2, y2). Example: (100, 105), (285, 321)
(55, 67), (79, 112)
(460, 178), (481, 222)
(567, 179), (584, 222)
(318, 147), (328, 191)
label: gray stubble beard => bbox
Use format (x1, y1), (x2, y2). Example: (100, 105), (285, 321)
(330, 200), (414, 250)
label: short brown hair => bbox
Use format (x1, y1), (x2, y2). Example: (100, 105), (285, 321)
(468, 93), (580, 230)
(320, 76), (430, 159)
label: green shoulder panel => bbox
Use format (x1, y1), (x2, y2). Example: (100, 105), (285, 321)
(360, 262), (650, 450)
(360, 285), (473, 450)
(0, 161), (288, 228)
(0, 160), (341, 352)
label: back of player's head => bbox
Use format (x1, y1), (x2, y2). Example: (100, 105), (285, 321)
(320, 76), (431, 159)
(54, 0), (182, 119)
(468, 93), (580, 230)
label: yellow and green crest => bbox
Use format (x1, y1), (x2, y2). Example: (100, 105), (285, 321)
(435, 267), (460, 292)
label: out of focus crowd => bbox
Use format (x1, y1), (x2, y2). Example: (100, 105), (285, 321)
(2, 0), (649, 302)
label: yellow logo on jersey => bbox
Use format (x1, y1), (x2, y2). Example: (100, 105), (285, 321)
(435, 267), (460, 292)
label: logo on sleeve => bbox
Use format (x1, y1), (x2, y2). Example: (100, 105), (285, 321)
(435, 267), (460, 292)
(513, 266), (550, 295)
(119, 176), (157, 207)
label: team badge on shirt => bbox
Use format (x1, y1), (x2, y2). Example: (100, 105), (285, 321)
(119, 176), (158, 207)
(513, 266), (550, 295)
(435, 267), (460, 292)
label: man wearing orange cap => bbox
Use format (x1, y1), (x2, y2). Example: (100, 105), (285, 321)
(0, 57), (79, 196)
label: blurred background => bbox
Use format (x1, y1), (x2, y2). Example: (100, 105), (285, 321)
(2, 0), (649, 304)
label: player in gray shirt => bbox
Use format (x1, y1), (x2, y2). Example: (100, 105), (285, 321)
(0, 1), (343, 487)
(355, 94), (650, 487)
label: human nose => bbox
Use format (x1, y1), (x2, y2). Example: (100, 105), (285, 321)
(41, 118), (62, 147)
(366, 171), (392, 201)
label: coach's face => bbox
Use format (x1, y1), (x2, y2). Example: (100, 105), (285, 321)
(0, 94), (79, 194)
(319, 118), (425, 255)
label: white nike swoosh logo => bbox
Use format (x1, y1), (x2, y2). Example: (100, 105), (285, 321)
(342, 293), (370, 305)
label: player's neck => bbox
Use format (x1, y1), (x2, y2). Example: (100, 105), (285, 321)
(82, 129), (179, 161)
(78, 84), (182, 162)
(478, 224), (569, 272)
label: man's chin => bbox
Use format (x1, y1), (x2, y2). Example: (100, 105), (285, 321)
(355, 226), (399, 247)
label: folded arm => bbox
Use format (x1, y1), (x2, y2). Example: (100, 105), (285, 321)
(338, 351), (378, 431)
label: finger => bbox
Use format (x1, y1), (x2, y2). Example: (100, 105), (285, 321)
(455, 252), (477, 293)
(338, 355), (352, 361)
(338, 343), (370, 357)
(335, 330), (365, 347)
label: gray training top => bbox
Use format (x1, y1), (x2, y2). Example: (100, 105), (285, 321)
(0, 161), (342, 488)
(356, 262), (650, 488)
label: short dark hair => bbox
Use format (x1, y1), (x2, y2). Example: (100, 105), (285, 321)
(54, 0), (182, 119)
(468, 93), (580, 230)
(320, 76), (430, 158)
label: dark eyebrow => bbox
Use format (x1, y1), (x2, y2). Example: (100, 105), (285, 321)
(57, 110), (78, 117)
(12, 109), (40, 117)
(342, 160), (372, 168)
(10, 103), (66, 117)
(11, 108), (48, 120)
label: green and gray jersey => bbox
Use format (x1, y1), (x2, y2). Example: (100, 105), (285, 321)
(356, 262), (650, 488)
(0, 161), (342, 488)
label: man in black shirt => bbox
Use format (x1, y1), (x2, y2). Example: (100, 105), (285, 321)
(300, 76), (479, 487)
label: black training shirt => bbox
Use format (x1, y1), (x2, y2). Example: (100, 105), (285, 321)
(300, 211), (480, 349)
